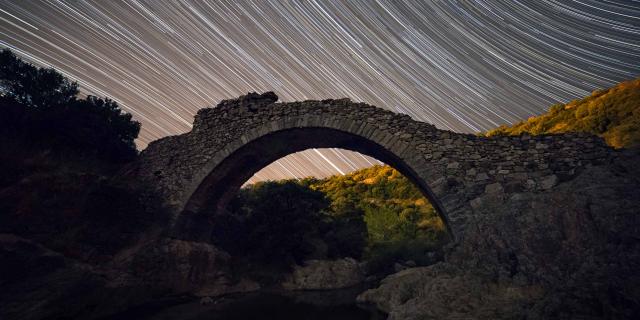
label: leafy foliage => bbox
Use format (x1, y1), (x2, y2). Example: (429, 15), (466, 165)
(0, 50), (78, 108)
(486, 78), (640, 148)
(215, 181), (331, 268)
(307, 165), (447, 246)
(216, 165), (448, 275)
(0, 48), (140, 162)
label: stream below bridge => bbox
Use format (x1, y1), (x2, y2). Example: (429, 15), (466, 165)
(104, 285), (386, 320)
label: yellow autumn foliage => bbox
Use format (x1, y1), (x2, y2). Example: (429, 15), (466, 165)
(486, 78), (640, 148)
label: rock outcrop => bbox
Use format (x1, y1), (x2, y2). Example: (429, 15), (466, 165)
(358, 148), (640, 319)
(0, 236), (259, 320)
(0, 234), (115, 320)
(128, 238), (260, 297)
(282, 258), (366, 290)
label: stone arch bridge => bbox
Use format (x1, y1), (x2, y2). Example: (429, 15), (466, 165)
(131, 92), (612, 241)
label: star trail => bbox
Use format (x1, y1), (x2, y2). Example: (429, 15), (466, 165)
(1, 1), (639, 183)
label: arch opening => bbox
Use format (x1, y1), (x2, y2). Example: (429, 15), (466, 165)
(179, 127), (453, 238)
(243, 148), (383, 185)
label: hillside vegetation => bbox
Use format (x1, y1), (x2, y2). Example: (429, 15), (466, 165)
(306, 165), (446, 244)
(218, 165), (449, 276)
(486, 78), (640, 148)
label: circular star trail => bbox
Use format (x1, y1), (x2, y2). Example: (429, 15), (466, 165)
(1, 0), (639, 183)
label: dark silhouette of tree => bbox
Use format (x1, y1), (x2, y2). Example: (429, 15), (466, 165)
(0, 48), (140, 162)
(216, 180), (330, 267)
(0, 49), (78, 108)
(62, 96), (140, 160)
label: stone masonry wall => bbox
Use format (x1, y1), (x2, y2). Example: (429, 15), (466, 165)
(131, 92), (615, 240)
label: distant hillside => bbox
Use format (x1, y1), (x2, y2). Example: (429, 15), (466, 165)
(486, 78), (640, 148)
(305, 165), (446, 243)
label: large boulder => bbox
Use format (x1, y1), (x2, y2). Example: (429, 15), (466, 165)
(129, 238), (259, 297)
(358, 264), (545, 319)
(358, 149), (640, 319)
(282, 257), (366, 290)
(0, 234), (263, 320)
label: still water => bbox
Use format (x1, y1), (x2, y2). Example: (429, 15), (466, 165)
(108, 288), (386, 320)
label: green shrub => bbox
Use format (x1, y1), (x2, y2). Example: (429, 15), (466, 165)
(364, 239), (443, 275)
(217, 165), (450, 274)
(213, 180), (331, 268)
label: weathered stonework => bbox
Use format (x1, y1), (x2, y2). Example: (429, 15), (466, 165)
(358, 148), (640, 319)
(131, 92), (615, 240)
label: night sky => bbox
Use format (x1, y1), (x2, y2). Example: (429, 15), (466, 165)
(1, 1), (639, 183)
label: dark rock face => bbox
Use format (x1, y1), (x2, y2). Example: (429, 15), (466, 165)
(282, 258), (366, 290)
(128, 238), (259, 297)
(0, 234), (113, 320)
(358, 148), (640, 319)
(0, 235), (258, 320)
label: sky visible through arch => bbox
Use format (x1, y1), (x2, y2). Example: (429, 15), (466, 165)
(1, 1), (639, 183)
